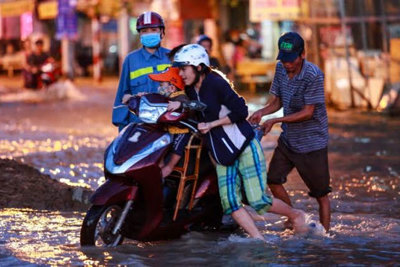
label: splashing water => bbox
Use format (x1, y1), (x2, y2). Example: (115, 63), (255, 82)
(0, 85), (399, 265)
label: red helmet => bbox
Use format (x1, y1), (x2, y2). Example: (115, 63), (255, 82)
(136, 11), (165, 32)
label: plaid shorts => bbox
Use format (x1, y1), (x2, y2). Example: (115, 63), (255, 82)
(216, 138), (273, 215)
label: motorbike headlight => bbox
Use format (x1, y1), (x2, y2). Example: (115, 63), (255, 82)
(138, 97), (168, 124)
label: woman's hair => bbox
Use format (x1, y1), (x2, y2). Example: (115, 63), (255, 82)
(195, 63), (234, 89)
(212, 68), (235, 89)
(197, 63), (211, 75)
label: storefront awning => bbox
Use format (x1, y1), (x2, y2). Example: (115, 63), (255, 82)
(249, 0), (303, 22)
(0, 0), (34, 18)
(38, 1), (58, 20)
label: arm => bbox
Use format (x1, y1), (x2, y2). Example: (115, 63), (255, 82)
(248, 94), (282, 124)
(167, 93), (188, 111)
(199, 75), (250, 133)
(198, 116), (231, 134)
(112, 59), (131, 130)
(219, 79), (249, 123)
(261, 104), (315, 134)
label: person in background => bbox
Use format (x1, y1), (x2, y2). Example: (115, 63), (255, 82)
(112, 11), (171, 131)
(21, 39), (32, 88)
(196, 34), (221, 69)
(25, 39), (51, 89)
(22, 38), (32, 63)
(249, 32), (331, 232)
(221, 31), (235, 81)
(173, 44), (308, 241)
(4, 43), (15, 56)
(1, 43), (16, 76)
(246, 23), (263, 59)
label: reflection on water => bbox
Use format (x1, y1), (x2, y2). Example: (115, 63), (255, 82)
(0, 209), (84, 266)
(0, 102), (282, 191)
(1, 88), (400, 265)
(0, 208), (399, 266)
(0, 135), (110, 189)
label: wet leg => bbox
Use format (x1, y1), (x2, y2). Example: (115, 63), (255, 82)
(231, 207), (265, 241)
(161, 154), (181, 178)
(269, 184), (293, 229)
(317, 195), (330, 232)
(269, 184), (292, 206)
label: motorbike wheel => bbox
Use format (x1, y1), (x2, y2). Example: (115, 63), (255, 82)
(80, 204), (124, 247)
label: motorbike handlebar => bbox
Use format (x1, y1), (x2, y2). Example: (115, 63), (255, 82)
(178, 119), (199, 133)
(186, 118), (200, 125)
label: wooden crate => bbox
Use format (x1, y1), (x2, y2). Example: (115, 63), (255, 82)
(390, 38), (400, 83)
(235, 60), (276, 94)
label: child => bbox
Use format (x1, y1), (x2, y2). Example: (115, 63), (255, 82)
(150, 67), (194, 178)
(122, 67), (199, 178)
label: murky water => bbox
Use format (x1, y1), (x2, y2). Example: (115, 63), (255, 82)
(1, 84), (399, 265)
(1, 208), (399, 266)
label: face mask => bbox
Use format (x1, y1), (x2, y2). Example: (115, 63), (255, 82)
(140, 33), (161, 48)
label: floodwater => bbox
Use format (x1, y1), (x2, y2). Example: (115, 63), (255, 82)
(0, 82), (399, 266)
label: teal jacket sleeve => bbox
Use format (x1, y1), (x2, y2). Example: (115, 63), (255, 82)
(112, 58), (134, 131)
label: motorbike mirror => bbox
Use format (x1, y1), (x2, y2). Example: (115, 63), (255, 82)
(182, 101), (207, 112)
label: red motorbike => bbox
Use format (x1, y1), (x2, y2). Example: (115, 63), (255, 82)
(39, 60), (61, 88)
(24, 59), (61, 90)
(80, 94), (223, 247)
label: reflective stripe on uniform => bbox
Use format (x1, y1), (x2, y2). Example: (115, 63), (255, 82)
(113, 104), (126, 109)
(130, 64), (171, 80)
(157, 64), (171, 71)
(130, 67), (153, 80)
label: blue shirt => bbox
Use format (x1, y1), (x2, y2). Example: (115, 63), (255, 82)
(112, 47), (171, 130)
(270, 60), (328, 153)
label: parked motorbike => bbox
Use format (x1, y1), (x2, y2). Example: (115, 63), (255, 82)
(80, 93), (223, 247)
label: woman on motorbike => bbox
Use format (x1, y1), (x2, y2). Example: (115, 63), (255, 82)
(172, 44), (308, 241)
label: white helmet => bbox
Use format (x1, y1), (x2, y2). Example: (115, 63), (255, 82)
(173, 44), (210, 67)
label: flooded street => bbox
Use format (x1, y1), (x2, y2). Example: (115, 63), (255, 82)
(0, 80), (399, 266)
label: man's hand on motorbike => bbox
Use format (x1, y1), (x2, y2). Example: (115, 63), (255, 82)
(198, 122), (212, 134)
(261, 119), (275, 135)
(122, 94), (133, 104)
(167, 101), (181, 111)
(249, 109), (264, 124)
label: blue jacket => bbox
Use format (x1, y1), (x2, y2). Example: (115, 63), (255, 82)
(112, 47), (171, 130)
(186, 72), (254, 166)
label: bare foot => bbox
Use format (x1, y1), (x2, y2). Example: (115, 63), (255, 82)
(292, 210), (309, 234)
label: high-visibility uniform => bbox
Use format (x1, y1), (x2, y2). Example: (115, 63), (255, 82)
(112, 47), (171, 131)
